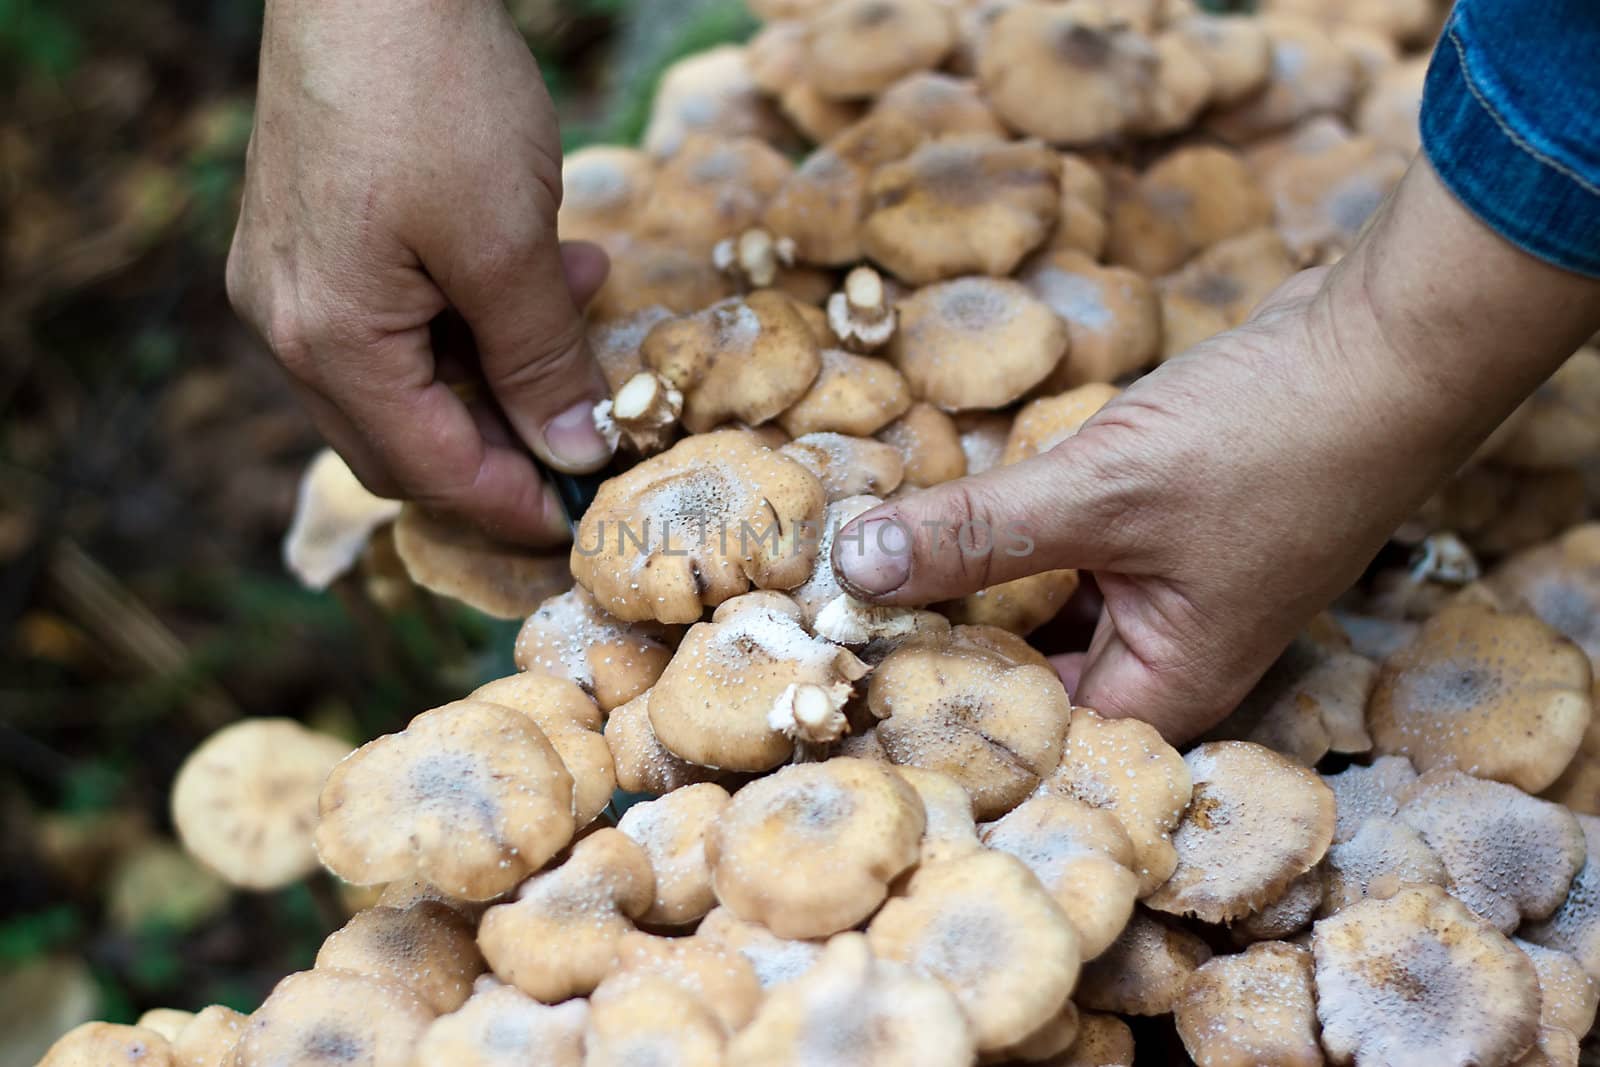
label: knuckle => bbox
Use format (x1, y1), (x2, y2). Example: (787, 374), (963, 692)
(488, 317), (588, 394)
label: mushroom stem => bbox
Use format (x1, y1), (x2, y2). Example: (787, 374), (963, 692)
(828, 266), (896, 352)
(713, 228), (796, 289)
(813, 594), (925, 646)
(768, 681), (852, 744)
(1409, 531), (1480, 586)
(594, 372), (684, 455)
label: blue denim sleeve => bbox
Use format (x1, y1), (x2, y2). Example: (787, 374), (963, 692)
(1420, 0), (1600, 278)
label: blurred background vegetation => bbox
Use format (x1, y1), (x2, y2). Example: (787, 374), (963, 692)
(0, 0), (754, 1060)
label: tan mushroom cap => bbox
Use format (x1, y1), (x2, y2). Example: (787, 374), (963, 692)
(1204, 16), (1359, 143)
(1320, 815), (1450, 917)
(1175, 941), (1321, 1067)
(1264, 0), (1437, 47)
(171, 717), (351, 891)
(604, 688), (724, 795)
(941, 569), (1082, 637)
(1523, 814), (1600, 979)
(513, 586), (676, 713)
(1045, 153), (1111, 259)
(1170, 12), (1272, 104)
(39, 1023), (174, 1067)
(780, 432), (906, 501)
(1050, 1013), (1136, 1067)
(1487, 524), (1600, 667)
(314, 902), (483, 1014)
(589, 234), (735, 322)
(315, 700), (575, 900)
(1545, 681), (1600, 815)
(584, 300), (673, 382)
(414, 983), (585, 1067)
(1157, 226), (1298, 358)
(697, 906), (826, 990)
(133, 1009), (192, 1042)
(557, 146), (655, 243)
(234, 968), (435, 1067)
(1414, 464), (1588, 559)
(392, 506), (569, 621)
(617, 782), (730, 927)
(1106, 145), (1273, 277)
(1002, 383), (1119, 466)
(470, 673), (614, 827)
(1516, 939), (1600, 1041)
(640, 46), (789, 159)
(1132, 32), (1215, 138)
(707, 758), (925, 938)
(805, 0), (956, 101)
(1356, 56), (1427, 157)
(477, 828), (654, 1002)
(870, 72), (1008, 140)
(1265, 135), (1408, 263)
(1396, 769), (1585, 934)
(868, 625), (1072, 819)
(639, 135), (793, 250)
(283, 449), (401, 591)
(599, 932), (762, 1035)
(171, 1005), (248, 1067)
(893, 766), (981, 864)
(777, 349), (912, 439)
(1078, 909), (1212, 1016)
(728, 931), (976, 1067)
(862, 138), (1061, 285)
(1021, 250), (1159, 390)
(1037, 707), (1193, 896)
(981, 794), (1141, 960)
(584, 974), (728, 1067)
(777, 80), (868, 145)
(877, 402), (966, 488)
(1322, 754), (1420, 843)
(374, 878), (485, 921)
(1492, 349), (1600, 470)
(1146, 742), (1335, 924)
(1207, 630), (1378, 765)
(956, 411), (1013, 476)
(889, 277), (1068, 412)
(1368, 598), (1594, 793)
(867, 849), (1081, 1053)
(1313, 885), (1542, 1067)
(571, 431), (826, 624)
(1233, 866), (1326, 942)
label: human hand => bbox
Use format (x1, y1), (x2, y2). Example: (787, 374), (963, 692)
(226, 0), (613, 544)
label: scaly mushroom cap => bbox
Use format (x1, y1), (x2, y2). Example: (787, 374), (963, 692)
(414, 983), (586, 1067)
(1037, 707), (1193, 896)
(805, 0), (956, 101)
(471, 673), (614, 827)
(867, 850), (1081, 1052)
(315, 700), (575, 900)
(1265, 135), (1408, 263)
(641, 47), (789, 159)
(1170, 12), (1272, 104)
(513, 586), (676, 713)
(392, 507), (569, 621)
(314, 902), (483, 1014)
(1322, 754), (1419, 843)
(893, 766), (981, 864)
(648, 592), (869, 770)
(1206, 630), (1378, 765)
(777, 349), (912, 438)
(697, 906), (826, 990)
(1145, 742), (1335, 924)
(1523, 814), (1600, 979)
(1356, 56), (1427, 157)
(877, 402), (966, 488)
(589, 234), (735, 322)
(1492, 349), (1600, 470)
(1175, 941), (1322, 1067)
(1368, 598), (1594, 793)
(981, 794), (1141, 959)
(868, 625), (1072, 819)
(780, 433), (907, 501)
(1517, 939), (1600, 1041)
(557, 146), (655, 243)
(707, 757), (926, 938)
(1313, 885), (1542, 1067)
(1078, 909), (1212, 1016)
(1021, 250), (1159, 389)
(1204, 16), (1359, 143)
(599, 932), (763, 1035)
(862, 138), (1062, 285)
(639, 135), (793, 249)
(571, 431), (827, 624)
(977, 3), (1158, 145)
(1321, 815), (1450, 917)
(1045, 153), (1111, 258)
(234, 968), (435, 1067)
(604, 688), (724, 795)
(889, 277), (1068, 411)
(171, 1005), (248, 1067)
(1056, 1013), (1136, 1066)
(1002, 383), (1119, 465)
(1157, 226), (1298, 358)
(1233, 867), (1326, 942)
(870, 72), (1008, 139)
(940, 569), (1082, 637)
(1395, 769), (1585, 933)
(476, 828), (654, 1002)
(38, 1024), (174, 1067)
(1486, 524), (1600, 667)
(283, 449), (401, 591)
(171, 717), (352, 890)
(728, 931), (976, 1067)
(584, 975), (728, 1067)
(617, 782), (731, 927)
(642, 292), (822, 434)
(1106, 145), (1273, 277)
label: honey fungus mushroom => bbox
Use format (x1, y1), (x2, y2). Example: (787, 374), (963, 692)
(640, 47), (788, 159)
(1020, 249), (1160, 389)
(234, 968), (435, 1067)
(414, 982), (586, 1067)
(392, 506), (570, 620)
(1320, 815), (1450, 916)
(314, 902), (483, 1014)
(570, 431), (826, 625)
(171, 717), (352, 890)
(1157, 227), (1298, 358)
(557, 146), (654, 243)
(804, 0), (956, 101)
(1523, 814), (1600, 978)
(1487, 524), (1600, 667)
(1492, 348), (1600, 470)
(1322, 754), (1419, 843)
(1045, 153), (1111, 259)
(604, 688), (725, 795)
(707, 758), (925, 938)
(1174, 941), (1322, 1067)
(869, 72), (1007, 140)
(877, 402), (966, 488)
(1170, 11), (1272, 105)
(1077, 909), (1212, 1017)
(282, 448), (401, 591)
(1515, 939), (1600, 1047)
(314, 700), (575, 900)
(1055, 1013), (1137, 1067)
(1105, 145), (1273, 277)
(640, 134), (794, 249)
(617, 782), (730, 927)
(1262, 135), (1408, 263)
(470, 672), (615, 828)
(1204, 16), (1360, 143)
(779, 433), (905, 502)
(38, 1024), (175, 1067)
(513, 586), (676, 713)
(598, 932), (763, 1036)
(172, 1005), (248, 1067)
(697, 906), (826, 990)
(776, 348), (912, 438)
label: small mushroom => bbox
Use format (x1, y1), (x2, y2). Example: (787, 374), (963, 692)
(584, 974), (728, 1067)
(283, 449), (401, 591)
(593, 370), (682, 456)
(1204, 16), (1359, 143)
(1175, 941), (1322, 1067)
(471, 673), (614, 827)
(133, 1010), (191, 1042)
(314, 700), (575, 900)
(171, 1005), (248, 1067)
(1320, 815), (1450, 916)
(39, 1024), (174, 1067)
(1145, 742), (1335, 924)
(697, 906), (826, 990)
(893, 766), (981, 864)
(707, 757), (925, 938)
(588, 306), (678, 392)
(776, 79), (868, 145)
(1233, 867), (1326, 942)
(1021, 249), (1160, 389)
(1002, 383), (1120, 465)
(513, 586), (676, 713)
(1263, 135), (1408, 263)
(171, 717), (352, 890)
(1491, 348), (1600, 471)
(1131, 31), (1215, 138)
(877, 402), (966, 488)
(1516, 939), (1600, 1042)
(1044, 153), (1111, 259)
(1523, 814), (1600, 979)
(827, 266), (898, 352)
(1356, 56), (1427, 157)
(476, 828), (654, 1002)
(641, 47), (790, 159)
(780, 432), (906, 501)
(712, 227), (798, 291)
(557, 146), (655, 243)
(589, 234), (735, 322)
(996, 999), (1081, 1063)
(616, 782), (730, 927)
(1157, 225), (1298, 358)
(392, 506), (570, 620)
(1106, 145), (1273, 277)
(1077, 909), (1213, 1016)
(314, 902), (483, 1014)
(233, 968), (435, 1067)
(604, 688), (723, 795)
(889, 277), (1069, 411)
(1312, 885), (1541, 1067)
(869, 72), (1008, 139)
(1054, 1013), (1136, 1067)
(414, 981), (586, 1067)
(1486, 523), (1600, 667)
(1169, 12), (1272, 104)
(805, 0), (956, 101)
(1322, 754), (1419, 843)
(598, 931), (763, 1035)
(1545, 683), (1600, 816)
(940, 570), (1082, 637)
(866, 850), (1081, 1053)
(777, 349), (912, 438)
(957, 411), (1013, 476)
(640, 135), (793, 250)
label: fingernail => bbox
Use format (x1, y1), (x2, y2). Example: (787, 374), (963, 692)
(839, 517), (912, 596)
(543, 400), (614, 471)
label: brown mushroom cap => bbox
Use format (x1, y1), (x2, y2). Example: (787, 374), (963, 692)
(868, 624), (1072, 819)
(956, 411), (1013, 476)
(867, 849), (1081, 1052)
(1053, 1012), (1136, 1066)
(1312, 885), (1542, 1067)
(392, 506), (570, 621)
(414, 982), (585, 1067)
(889, 277), (1069, 412)
(777, 80), (867, 145)
(39, 1024), (174, 1067)
(557, 146), (655, 244)
(1204, 16), (1359, 143)
(1368, 598), (1594, 793)
(588, 307), (676, 392)
(171, 717), (352, 891)
(604, 688), (724, 795)
(1491, 349), (1600, 470)
(1320, 815), (1450, 917)
(599, 932), (763, 1035)
(1322, 754), (1419, 843)
(1106, 145), (1273, 277)
(1545, 681), (1600, 816)
(1265, 135), (1408, 263)
(780, 433), (907, 501)
(470, 673), (614, 827)
(1145, 741), (1335, 924)
(697, 906), (826, 989)
(1356, 55), (1427, 157)
(314, 700), (575, 900)
(1175, 941), (1322, 1067)
(1132, 32), (1215, 138)
(283, 449), (401, 591)
(1170, 12), (1272, 104)
(870, 72), (1008, 139)
(940, 569), (1082, 637)
(862, 138), (1061, 285)
(617, 782), (730, 927)
(777, 348), (912, 438)
(1487, 524), (1600, 668)
(513, 586), (676, 713)
(1523, 814), (1600, 979)
(1157, 226), (1298, 358)
(707, 757), (925, 938)
(133, 1009), (192, 1042)
(589, 234), (735, 322)
(1002, 383), (1120, 466)
(639, 135), (794, 250)
(805, 0), (956, 101)
(314, 902), (483, 1014)
(1078, 909), (1213, 1016)
(1233, 866), (1326, 942)
(877, 402), (967, 488)
(571, 430), (827, 624)
(1021, 250), (1160, 390)
(1045, 153), (1111, 259)
(1206, 630), (1378, 765)
(171, 1005), (248, 1067)
(641, 47), (789, 159)
(584, 974), (728, 1067)
(893, 765), (981, 864)
(234, 968), (435, 1067)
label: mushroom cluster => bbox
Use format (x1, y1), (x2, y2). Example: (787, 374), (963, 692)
(46, 0), (1600, 1064)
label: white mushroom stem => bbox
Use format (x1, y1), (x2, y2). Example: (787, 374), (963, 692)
(713, 228), (796, 289)
(827, 267), (896, 352)
(813, 594), (925, 646)
(1409, 532), (1480, 586)
(767, 681), (853, 744)
(594, 372), (683, 455)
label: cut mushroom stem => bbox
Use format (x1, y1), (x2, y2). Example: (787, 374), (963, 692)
(812, 594), (926, 646)
(714, 228), (797, 289)
(828, 266), (897, 352)
(767, 681), (852, 745)
(1408, 530), (1480, 586)
(595, 371), (684, 455)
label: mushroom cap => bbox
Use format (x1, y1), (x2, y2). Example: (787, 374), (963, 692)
(727, 931), (976, 1067)
(171, 1005), (248, 1067)
(588, 234), (735, 322)
(1206, 631), (1378, 765)
(956, 411), (1013, 476)
(1037, 707), (1193, 896)
(38, 1024), (174, 1067)
(790, 494), (882, 626)
(171, 717), (352, 890)
(133, 1009), (192, 1042)
(512, 586), (676, 713)
(1312, 884), (1542, 1067)
(476, 828), (655, 1002)
(571, 430), (827, 624)
(283, 449), (401, 591)
(1491, 349), (1600, 470)
(640, 135), (794, 250)
(1021, 250), (1160, 390)
(1175, 941), (1322, 1067)
(1321, 815), (1450, 917)
(1233, 866), (1326, 942)
(780, 432), (906, 502)
(1054, 1013), (1136, 1066)
(234, 968), (435, 1067)
(868, 624), (1072, 819)
(641, 47), (789, 160)
(877, 402), (966, 488)
(617, 782), (731, 927)
(1078, 909), (1212, 1016)
(584, 974), (728, 1067)
(392, 506), (569, 620)
(314, 902), (484, 1014)
(1544, 680), (1600, 815)
(1264, 135), (1408, 263)
(870, 72), (1008, 140)
(314, 700), (575, 900)
(707, 757), (925, 938)
(1520, 941), (1600, 1050)
(1368, 597), (1594, 793)
(1157, 226), (1297, 358)
(805, 0), (956, 101)
(557, 145), (655, 244)
(1356, 56), (1427, 156)
(862, 138), (1062, 285)
(1204, 16), (1359, 143)
(893, 766), (981, 863)
(1486, 523), (1600, 667)
(470, 673), (615, 827)
(1523, 814), (1600, 979)
(1395, 769), (1586, 933)
(777, 349), (912, 438)
(1322, 754), (1419, 843)
(1145, 741), (1335, 924)
(777, 79), (870, 146)
(604, 688), (725, 795)
(940, 569), (1082, 637)
(1106, 145), (1273, 277)
(1002, 383), (1120, 465)
(1131, 31), (1215, 137)
(889, 277), (1069, 412)
(697, 906), (827, 990)
(600, 932), (763, 1035)
(866, 849), (1081, 1052)
(1170, 12), (1272, 104)
(1044, 153), (1111, 259)
(414, 984), (586, 1067)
